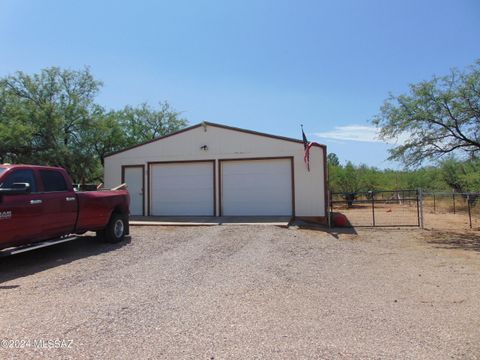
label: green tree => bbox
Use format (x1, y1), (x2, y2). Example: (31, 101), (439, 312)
(86, 102), (188, 167)
(0, 67), (102, 181)
(85, 107), (130, 167)
(0, 67), (188, 182)
(115, 102), (188, 146)
(357, 164), (381, 191)
(337, 162), (360, 193)
(459, 160), (480, 191)
(327, 152), (340, 166)
(373, 60), (480, 167)
(439, 157), (480, 192)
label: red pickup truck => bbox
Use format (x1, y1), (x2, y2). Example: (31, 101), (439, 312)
(0, 164), (130, 251)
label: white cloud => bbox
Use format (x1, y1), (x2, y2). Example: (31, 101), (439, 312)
(314, 125), (406, 144)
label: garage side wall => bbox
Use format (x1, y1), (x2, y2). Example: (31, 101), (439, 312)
(104, 125), (326, 217)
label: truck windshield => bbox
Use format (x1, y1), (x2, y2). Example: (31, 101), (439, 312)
(0, 168), (5, 176)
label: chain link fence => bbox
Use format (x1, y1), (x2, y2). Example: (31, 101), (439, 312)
(422, 192), (480, 230)
(330, 190), (480, 230)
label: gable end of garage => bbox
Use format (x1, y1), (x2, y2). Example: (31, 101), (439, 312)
(105, 122), (326, 159)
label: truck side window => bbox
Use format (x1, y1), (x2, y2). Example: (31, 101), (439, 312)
(40, 170), (68, 192)
(0, 169), (37, 192)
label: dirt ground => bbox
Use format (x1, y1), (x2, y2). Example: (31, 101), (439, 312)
(424, 208), (480, 231)
(0, 225), (479, 359)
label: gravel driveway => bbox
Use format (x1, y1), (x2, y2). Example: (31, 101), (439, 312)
(0, 225), (479, 359)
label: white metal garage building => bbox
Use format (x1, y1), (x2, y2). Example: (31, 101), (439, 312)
(104, 122), (327, 223)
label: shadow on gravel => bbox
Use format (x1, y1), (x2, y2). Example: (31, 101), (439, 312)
(0, 236), (130, 286)
(291, 220), (358, 238)
(425, 231), (480, 252)
(328, 227), (358, 238)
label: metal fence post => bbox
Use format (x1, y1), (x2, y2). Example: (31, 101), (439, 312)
(418, 189), (424, 229)
(433, 193), (436, 213)
(468, 195), (472, 229)
(453, 193), (456, 214)
(371, 192), (375, 227)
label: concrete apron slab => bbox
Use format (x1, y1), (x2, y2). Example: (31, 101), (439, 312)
(129, 216), (292, 227)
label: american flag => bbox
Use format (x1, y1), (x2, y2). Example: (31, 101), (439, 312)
(301, 125), (311, 171)
(301, 125), (320, 172)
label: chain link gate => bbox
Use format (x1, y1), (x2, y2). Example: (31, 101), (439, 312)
(330, 190), (421, 227)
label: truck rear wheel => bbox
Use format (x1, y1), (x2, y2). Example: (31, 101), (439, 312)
(98, 213), (127, 243)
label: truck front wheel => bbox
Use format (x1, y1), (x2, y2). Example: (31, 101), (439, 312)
(97, 213), (127, 243)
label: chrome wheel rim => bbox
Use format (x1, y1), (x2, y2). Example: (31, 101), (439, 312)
(114, 219), (124, 238)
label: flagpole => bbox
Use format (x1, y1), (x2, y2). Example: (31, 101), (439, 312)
(302, 124), (331, 226)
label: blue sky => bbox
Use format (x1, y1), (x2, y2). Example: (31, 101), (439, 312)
(0, 0), (478, 168)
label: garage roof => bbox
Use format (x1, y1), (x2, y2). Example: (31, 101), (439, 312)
(105, 121), (326, 158)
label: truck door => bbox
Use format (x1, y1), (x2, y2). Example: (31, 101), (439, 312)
(0, 169), (43, 247)
(38, 170), (78, 238)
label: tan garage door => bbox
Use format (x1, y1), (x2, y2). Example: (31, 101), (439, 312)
(150, 161), (214, 216)
(221, 158), (293, 216)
